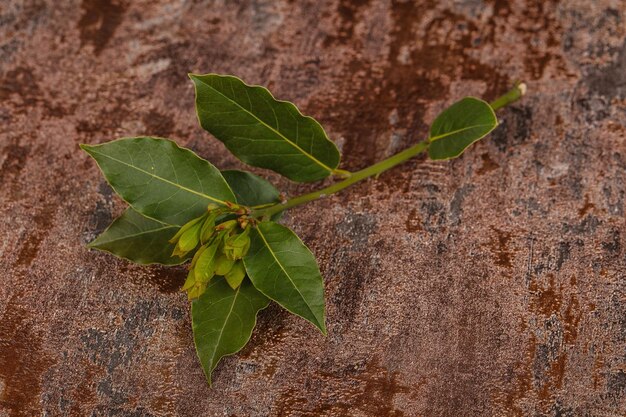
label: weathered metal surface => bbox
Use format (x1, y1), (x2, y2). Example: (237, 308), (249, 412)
(1, 1), (625, 416)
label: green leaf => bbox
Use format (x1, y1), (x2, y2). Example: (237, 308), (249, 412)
(244, 221), (326, 334)
(191, 74), (340, 183)
(81, 137), (236, 226)
(192, 278), (269, 385)
(221, 170), (280, 207)
(427, 97), (498, 160)
(88, 208), (184, 265)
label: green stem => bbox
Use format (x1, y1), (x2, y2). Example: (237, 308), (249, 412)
(489, 82), (527, 111)
(253, 83), (526, 219)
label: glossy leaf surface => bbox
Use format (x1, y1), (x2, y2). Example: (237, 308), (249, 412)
(244, 221), (326, 334)
(81, 137), (236, 226)
(88, 208), (183, 265)
(191, 74), (340, 182)
(192, 279), (269, 385)
(221, 170), (280, 207)
(427, 97), (498, 160)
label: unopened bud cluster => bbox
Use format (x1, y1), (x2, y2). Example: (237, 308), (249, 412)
(169, 203), (252, 299)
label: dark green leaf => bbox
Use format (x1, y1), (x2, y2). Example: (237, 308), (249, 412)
(192, 278), (269, 385)
(88, 208), (184, 265)
(244, 221), (326, 334)
(81, 137), (236, 226)
(221, 170), (280, 207)
(427, 97), (498, 160)
(191, 74), (340, 183)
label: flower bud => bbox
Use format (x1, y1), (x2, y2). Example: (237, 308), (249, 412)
(187, 280), (207, 300)
(181, 268), (196, 292)
(190, 244), (208, 269)
(215, 219), (238, 232)
(214, 254), (235, 276)
(200, 212), (219, 244)
(223, 228), (251, 260)
(194, 241), (219, 283)
(225, 261), (246, 289)
(169, 214), (205, 244)
(181, 268), (209, 300)
(171, 220), (202, 257)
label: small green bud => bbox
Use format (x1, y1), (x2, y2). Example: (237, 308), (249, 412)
(181, 268), (196, 292)
(214, 254), (235, 276)
(206, 203), (219, 212)
(223, 228), (251, 260)
(182, 268), (209, 300)
(215, 219), (238, 232)
(194, 241), (219, 283)
(190, 244), (208, 269)
(200, 212), (219, 244)
(169, 213), (207, 244)
(187, 280), (207, 300)
(171, 220), (202, 257)
(225, 261), (246, 289)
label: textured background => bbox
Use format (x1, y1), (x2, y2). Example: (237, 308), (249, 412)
(1, 1), (625, 416)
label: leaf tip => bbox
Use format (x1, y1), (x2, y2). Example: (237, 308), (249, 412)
(315, 319), (328, 336)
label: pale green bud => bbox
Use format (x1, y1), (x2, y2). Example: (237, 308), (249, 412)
(181, 268), (196, 292)
(214, 254), (235, 276)
(215, 219), (237, 233)
(200, 212), (219, 244)
(194, 241), (219, 283)
(223, 228), (251, 260)
(169, 214), (205, 244)
(171, 220), (202, 257)
(225, 261), (246, 290)
(187, 280), (207, 300)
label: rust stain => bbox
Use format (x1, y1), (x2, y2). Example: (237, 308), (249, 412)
(68, 359), (103, 416)
(0, 141), (30, 200)
(0, 67), (41, 105)
(0, 143), (29, 181)
(526, 273), (584, 410)
(0, 294), (55, 416)
(15, 204), (56, 268)
(563, 293), (583, 345)
(145, 266), (186, 294)
(78, 0), (127, 55)
(530, 274), (562, 316)
(500, 332), (536, 416)
(593, 353), (605, 389)
(485, 0), (569, 80)
(323, 0), (372, 46)
(274, 358), (409, 416)
(578, 194), (595, 218)
(405, 208), (423, 233)
(500, 271), (586, 413)
(538, 354), (567, 403)
(272, 387), (309, 416)
(477, 152), (499, 175)
(488, 227), (513, 268)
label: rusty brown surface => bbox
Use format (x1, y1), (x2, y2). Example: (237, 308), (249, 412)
(1, 0), (625, 416)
